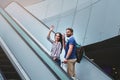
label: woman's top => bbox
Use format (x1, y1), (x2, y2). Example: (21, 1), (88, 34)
(47, 37), (62, 59)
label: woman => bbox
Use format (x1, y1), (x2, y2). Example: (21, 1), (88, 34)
(47, 25), (63, 66)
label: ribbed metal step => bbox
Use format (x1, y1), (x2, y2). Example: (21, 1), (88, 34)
(0, 65), (15, 72)
(0, 59), (11, 65)
(0, 47), (21, 80)
(3, 72), (21, 80)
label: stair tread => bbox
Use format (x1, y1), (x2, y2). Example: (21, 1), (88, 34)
(0, 48), (21, 80)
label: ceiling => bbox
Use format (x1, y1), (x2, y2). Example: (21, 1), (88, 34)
(0, 0), (44, 8)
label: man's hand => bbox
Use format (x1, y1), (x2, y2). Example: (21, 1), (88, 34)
(63, 59), (68, 64)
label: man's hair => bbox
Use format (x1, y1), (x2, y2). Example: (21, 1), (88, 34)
(66, 28), (73, 33)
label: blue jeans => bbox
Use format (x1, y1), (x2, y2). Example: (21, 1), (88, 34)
(55, 59), (61, 66)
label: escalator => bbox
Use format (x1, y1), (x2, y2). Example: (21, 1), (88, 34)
(3, 2), (114, 80)
(0, 8), (71, 80)
(0, 46), (21, 80)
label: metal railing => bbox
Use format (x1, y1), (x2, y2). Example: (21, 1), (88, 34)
(0, 7), (72, 80)
(0, 8), (30, 80)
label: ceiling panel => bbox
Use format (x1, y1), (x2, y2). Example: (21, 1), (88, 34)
(0, 0), (44, 8)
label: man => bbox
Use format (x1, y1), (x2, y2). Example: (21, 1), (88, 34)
(63, 28), (77, 79)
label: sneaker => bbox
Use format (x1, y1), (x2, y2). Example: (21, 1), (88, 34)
(71, 77), (76, 80)
(71, 77), (80, 80)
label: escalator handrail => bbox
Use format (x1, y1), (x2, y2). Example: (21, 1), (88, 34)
(0, 9), (31, 80)
(83, 55), (114, 80)
(0, 8), (59, 79)
(10, 14), (71, 80)
(1, 8), (72, 80)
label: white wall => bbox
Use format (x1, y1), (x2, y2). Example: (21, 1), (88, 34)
(84, 0), (120, 45)
(26, 0), (78, 20)
(26, 0), (120, 46)
(26, 0), (99, 45)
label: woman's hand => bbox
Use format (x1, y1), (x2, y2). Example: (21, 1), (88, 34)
(62, 33), (65, 40)
(50, 25), (54, 31)
(62, 33), (66, 49)
(53, 57), (57, 61)
(47, 25), (54, 39)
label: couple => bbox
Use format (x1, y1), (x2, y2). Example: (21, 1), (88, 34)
(47, 25), (77, 78)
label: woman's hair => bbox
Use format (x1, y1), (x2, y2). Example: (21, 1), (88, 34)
(55, 32), (63, 50)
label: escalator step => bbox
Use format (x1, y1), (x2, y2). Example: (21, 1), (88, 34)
(0, 48), (21, 80)
(0, 58), (11, 65)
(0, 65), (15, 72)
(0, 53), (6, 57)
(3, 72), (21, 80)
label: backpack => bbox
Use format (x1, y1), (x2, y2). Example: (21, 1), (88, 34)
(76, 44), (84, 63)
